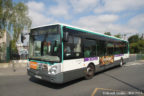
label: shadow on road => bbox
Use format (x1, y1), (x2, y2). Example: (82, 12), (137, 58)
(28, 61), (141, 90)
(28, 66), (122, 89)
(29, 76), (84, 89)
(103, 73), (144, 93)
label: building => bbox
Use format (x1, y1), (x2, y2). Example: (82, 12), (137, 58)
(0, 31), (11, 62)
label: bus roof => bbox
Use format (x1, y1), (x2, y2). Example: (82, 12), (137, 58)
(31, 23), (128, 42)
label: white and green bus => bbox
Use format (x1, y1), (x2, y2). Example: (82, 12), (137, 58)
(27, 24), (129, 84)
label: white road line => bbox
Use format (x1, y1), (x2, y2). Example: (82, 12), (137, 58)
(125, 62), (144, 66)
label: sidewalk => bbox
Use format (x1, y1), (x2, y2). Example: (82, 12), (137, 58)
(0, 67), (27, 76)
(0, 60), (27, 68)
(0, 60), (27, 76)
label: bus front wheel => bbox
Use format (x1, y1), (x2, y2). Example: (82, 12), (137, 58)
(120, 59), (124, 67)
(85, 64), (95, 80)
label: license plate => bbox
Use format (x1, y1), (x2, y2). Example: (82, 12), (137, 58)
(30, 61), (38, 69)
(35, 75), (42, 79)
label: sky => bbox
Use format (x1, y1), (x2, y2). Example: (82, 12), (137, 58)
(26, 0), (144, 35)
(19, 0), (144, 45)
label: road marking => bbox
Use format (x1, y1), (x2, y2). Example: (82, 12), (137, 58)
(91, 88), (98, 96)
(91, 88), (121, 96)
(125, 63), (144, 66)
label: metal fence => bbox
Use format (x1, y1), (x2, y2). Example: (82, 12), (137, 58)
(136, 54), (144, 60)
(129, 54), (144, 62)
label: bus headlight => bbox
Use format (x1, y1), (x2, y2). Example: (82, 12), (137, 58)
(49, 66), (57, 75)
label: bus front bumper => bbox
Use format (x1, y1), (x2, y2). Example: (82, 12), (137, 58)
(27, 69), (64, 84)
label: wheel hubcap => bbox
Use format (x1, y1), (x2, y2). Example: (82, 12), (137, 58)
(87, 66), (94, 76)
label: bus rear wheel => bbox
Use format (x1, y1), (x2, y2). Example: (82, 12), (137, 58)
(85, 64), (95, 79)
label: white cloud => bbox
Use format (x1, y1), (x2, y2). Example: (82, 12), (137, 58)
(94, 0), (144, 13)
(28, 10), (56, 27)
(26, 0), (143, 37)
(73, 14), (137, 34)
(27, 1), (56, 27)
(128, 14), (144, 29)
(76, 14), (119, 25)
(48, 0), (70, 19)
(70, 0), (99, 13)
(106, 24), (137, 34)
(27, 1), (45, 12)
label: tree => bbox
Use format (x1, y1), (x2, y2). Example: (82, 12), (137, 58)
(128, 35), (139, 43)
(0, 0), (31, 41)
(0, 0), (12, 37)
(104, 32), (111, 36)
(128, 34), (144, 54)
(10, 40), (18, 54)
(114, 34), (121, 38)
(0, 0), (31, 54)
(11, 2), (31, 41)
(137, 40), (144, 53)
(130, 43), (139, 53)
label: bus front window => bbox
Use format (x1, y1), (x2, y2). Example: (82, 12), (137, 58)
(29, 26), (61, 62)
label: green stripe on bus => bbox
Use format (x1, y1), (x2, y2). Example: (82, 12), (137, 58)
(128, 42), (130, 54)
(29, 60), (55, 65)
(65, 26), (127, 42)
(61, 25), (64, 63)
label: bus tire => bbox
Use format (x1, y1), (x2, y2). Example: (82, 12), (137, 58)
(85, 64), (95, 80)
(120, 58), (124, 67)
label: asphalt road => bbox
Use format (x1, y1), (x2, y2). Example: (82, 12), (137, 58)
(0, 60), (144, 96)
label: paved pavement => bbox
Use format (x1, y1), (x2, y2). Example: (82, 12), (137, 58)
(0, 67), (27, 76)
(0, 60), (144, 96)
(0, 60), (27, 68)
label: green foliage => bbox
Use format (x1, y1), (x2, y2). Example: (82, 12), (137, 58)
(0, 43), (6, 52)
(0, 0), (31, 41)
(114, 34), (121, 38)
(0, 0), (10, 36)
(12, 2), (31, 41)
(128, 35), (139, 43)
(104, 32), (111, 36)
(130, 43), (139, 53)
(129, 35), (144, 54)
(10, 40), (18, 54)
(0, 0), (31, 55)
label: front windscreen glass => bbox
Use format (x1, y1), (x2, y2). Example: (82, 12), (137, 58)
(29, 25), (61, 62)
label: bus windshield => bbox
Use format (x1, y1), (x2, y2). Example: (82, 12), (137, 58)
(29, 26), (61, 62)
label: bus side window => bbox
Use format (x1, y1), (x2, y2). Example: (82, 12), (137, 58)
(64, 36), (73, 58)
(73, 37), (82, 57)
(97, 40), (106, 56)
(84, 39), (97, 57)
(114, 43), (122, 55)
(106, 42), (114, 55)
(84, 47), (90, 57)
(123, 42), (128, 53)
(64, 36), (82, 59)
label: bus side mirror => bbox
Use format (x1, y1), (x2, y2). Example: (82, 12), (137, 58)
(63, 32), (69, 42)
